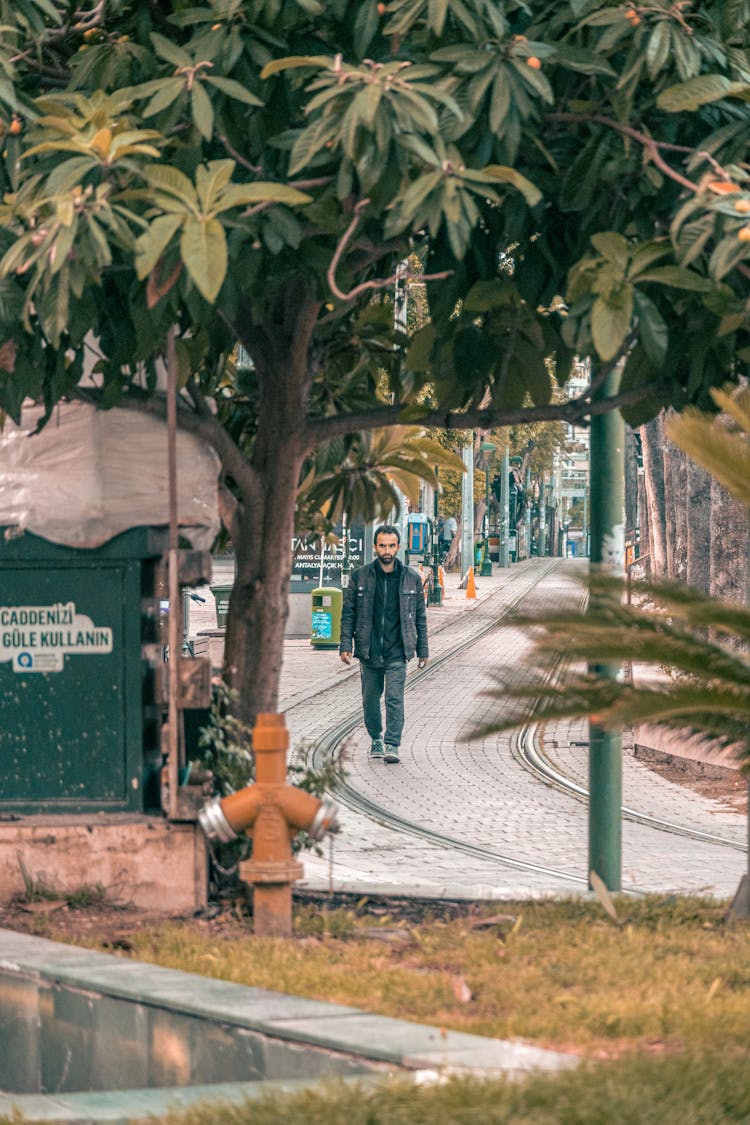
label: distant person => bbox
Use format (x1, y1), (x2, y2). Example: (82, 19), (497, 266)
(339, 524), (429, 764)
(441, 514), (458, 553)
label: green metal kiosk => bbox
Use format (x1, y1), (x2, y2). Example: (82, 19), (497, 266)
(0, 528), (163, 815)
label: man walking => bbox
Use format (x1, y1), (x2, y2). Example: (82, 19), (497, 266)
(339, 524), (429, 764)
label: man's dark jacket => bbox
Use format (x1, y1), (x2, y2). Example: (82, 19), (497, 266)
(339, 559), (428, 663)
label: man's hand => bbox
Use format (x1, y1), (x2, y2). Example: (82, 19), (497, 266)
(418, 658), (428, 669)
(340, 651), (353, 665)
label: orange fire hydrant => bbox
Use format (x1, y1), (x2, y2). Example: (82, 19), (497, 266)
(198, 712), (339, 937)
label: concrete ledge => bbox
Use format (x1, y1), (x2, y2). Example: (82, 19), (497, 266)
(0, 928), (577, 1123)
(634, 723), (743, 780)
(0, 816), (207, 912)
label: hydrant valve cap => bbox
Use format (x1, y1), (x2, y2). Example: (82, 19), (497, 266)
(309, 797), (340, 841)
(198, 797), (238, 844)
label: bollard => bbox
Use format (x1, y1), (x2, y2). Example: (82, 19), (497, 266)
(198, 712), (339, 937)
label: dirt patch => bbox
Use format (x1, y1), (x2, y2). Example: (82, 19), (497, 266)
(0, 889), (478, 949)
(633, 748), (748, 816)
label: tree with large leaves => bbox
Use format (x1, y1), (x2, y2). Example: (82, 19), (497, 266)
(0, 0), (748, 725)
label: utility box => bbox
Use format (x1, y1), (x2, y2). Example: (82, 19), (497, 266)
(0, 528), (163, 816)
(310, 586), (342, 650)
(407, 513), (430, 554)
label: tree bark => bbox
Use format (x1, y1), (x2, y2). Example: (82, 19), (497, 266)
(218, 289), (322, 729)
(686, 458), (712, 593)
(710, 477), (748, 605)
(624, 426), (639, 538)
(664, 435), (688, 581)
(639, 415), (667, 577)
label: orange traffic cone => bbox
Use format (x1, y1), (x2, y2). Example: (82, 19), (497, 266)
(466, 566), (476, 599)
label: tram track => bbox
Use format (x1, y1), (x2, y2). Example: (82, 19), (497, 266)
(309, 560), (745, 891)
(514, 718), (747, 854)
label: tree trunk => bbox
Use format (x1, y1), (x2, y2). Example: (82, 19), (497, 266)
(636, 466), (649, 567)
(686, 458), (712, 593)
(710, 477), (748, 605)
(664, 436), (688, 581)
(224, 441), (305, 728)
(624, 426), (639, 538)
(639, 415), (667, 577)
(220, 292), (321, 730)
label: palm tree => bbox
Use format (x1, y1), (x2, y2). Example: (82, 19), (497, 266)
(481, 385), (750, 910)
(484, 386), (750, 762)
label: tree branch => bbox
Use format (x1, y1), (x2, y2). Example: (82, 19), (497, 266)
(305, 383), (670, 443)
(327, 198), (452, 302)
(548, 113), (700, 192)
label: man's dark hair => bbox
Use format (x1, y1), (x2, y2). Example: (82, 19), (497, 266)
(374, 523), (401, 545)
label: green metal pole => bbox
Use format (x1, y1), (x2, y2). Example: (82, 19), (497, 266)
(430, 469), (443, 605)
(500, 445), (510, 567)
(588, 366), (625, 893)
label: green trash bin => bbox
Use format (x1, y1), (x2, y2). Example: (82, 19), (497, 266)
(210, 585), (232, 628)
(311, 586), (342, 650)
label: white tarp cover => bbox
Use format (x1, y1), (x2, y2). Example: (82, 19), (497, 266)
(0, 402), (221, 549)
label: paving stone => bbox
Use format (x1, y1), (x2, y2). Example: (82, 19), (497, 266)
(267, 560), (747, 901)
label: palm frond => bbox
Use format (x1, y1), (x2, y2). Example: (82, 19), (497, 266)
(666, 386), (750, 509)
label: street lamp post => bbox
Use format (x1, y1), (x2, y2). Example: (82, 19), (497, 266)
(480, 440), (496, 576)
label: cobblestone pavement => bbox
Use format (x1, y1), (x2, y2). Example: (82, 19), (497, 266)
(193, 560), (747, 901)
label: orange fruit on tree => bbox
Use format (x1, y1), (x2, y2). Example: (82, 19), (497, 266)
(738, 227), (750, 242)
(708, 180), (740, 194)
(733, 199), (750, 213)
(527, 56), (542, 69)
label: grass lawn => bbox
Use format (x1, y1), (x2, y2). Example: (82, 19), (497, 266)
(5, 894), (750, 1122)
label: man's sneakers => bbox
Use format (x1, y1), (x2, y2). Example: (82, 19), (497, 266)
(369, 738), (385, 760)
(369, 739), (400, 763)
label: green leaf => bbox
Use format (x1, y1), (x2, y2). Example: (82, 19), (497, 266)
(144, 164), (199, 210)
(633, 289), (668, 367)
(191, 80), (214, 140)
(195, 160), (234, 213)
(181, 216), (227, 303)
(627, 240), (672, 278)
(217, 182), (312, 211)
(135, 214), (183, 279)
(428, 0), (449, 35)
(480, 165), (541, 206)
(205, 76), (263, 107)
(259, 55), (330, 80)
(708, 234), (750, 281)
(489, 69), (511, 135)
(635, 266), (714, 292)
(149, 32), (192, 69)
(406, 324), (437, 373)
(646, 22), (671, 81)
(657, 74), (731, 112)
(591, 231), (629, 270)
(464, 279), (511, 312)
(142, 77), (184, 119)
(591, 285), (633, 361)
(551, 44), (616, 77)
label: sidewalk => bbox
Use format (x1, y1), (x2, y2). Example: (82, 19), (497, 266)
(277, 565), (512, 713)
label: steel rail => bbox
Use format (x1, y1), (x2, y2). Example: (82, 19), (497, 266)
(310, 560), (745, 896)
